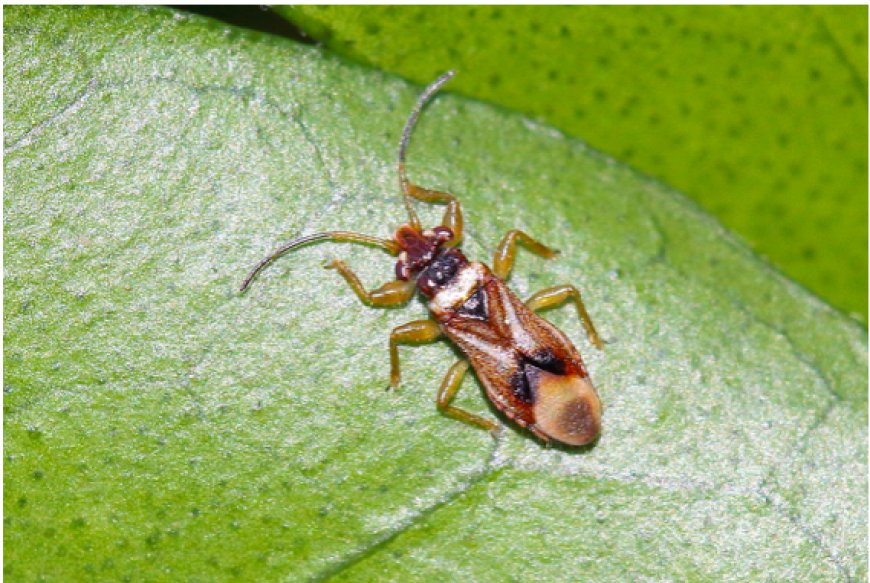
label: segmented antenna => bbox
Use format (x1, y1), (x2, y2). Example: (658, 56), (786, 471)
(398, 70), (457, 231)
(240, 231), (399, 292)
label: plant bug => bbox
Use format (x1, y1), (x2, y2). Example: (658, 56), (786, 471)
(241, 71), (604, 446)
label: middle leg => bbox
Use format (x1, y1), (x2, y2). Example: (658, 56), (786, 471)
(526, 285), (603, 349)
(389, 319), (442, 390)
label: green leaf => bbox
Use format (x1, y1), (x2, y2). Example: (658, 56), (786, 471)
(5, 6), (867, 581)
(278, 5), (869, 320)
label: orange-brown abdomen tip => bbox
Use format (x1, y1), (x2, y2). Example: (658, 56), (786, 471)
(531, 372), (602, 446)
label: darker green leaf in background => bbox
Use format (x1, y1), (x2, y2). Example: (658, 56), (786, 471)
(278, 5), (868, 321)
(4, 6), (867, 582)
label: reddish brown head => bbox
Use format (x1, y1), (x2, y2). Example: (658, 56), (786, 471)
(393, 225), (456, 281)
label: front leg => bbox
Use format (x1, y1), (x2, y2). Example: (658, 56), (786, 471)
(404, 183), (464, 243)
(492, 230), (558, 280)
(526, 285), (603, 349)
(326, 259), (416, 307)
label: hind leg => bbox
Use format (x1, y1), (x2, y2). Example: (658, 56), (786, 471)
(436, 360), (499, 433)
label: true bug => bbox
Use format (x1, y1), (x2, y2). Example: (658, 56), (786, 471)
(241, 71), (604, 446)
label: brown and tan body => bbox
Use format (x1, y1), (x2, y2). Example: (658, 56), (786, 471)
(241, 71), (604, 447)
(424, 259), (601, 445)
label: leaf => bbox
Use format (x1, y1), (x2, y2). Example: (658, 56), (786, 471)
(4, 6), (867, 581)
(278, 5), (869, 320)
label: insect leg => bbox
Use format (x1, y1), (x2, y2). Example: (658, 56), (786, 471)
(326, 260), (416, 307)
(525, 285), (603, 349)
(389, 320), (442, 389)
(436, 360), (500, 433)
(492, 230), (558, 280)
(404, 183), (464, 243)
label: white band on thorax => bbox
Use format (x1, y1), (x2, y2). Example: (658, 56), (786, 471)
(428, 262), (487, 312)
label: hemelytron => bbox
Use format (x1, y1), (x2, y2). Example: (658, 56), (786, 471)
(241, 71), (604, 446)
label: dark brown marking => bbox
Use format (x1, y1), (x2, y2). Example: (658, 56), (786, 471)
(417, 248), (468, 297)
(427, 251), (462, 285)
(527, 348), (566, 375)
(509, 350), (568, 406)
(456, 287), (488, 320)
(509, 364), (535, 404)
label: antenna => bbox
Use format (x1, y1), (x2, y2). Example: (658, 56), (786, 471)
(240, 231), (398, 292)
(398, 70), (457, 230)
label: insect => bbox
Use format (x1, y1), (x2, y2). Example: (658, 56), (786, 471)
(241, 71), (604, 446)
